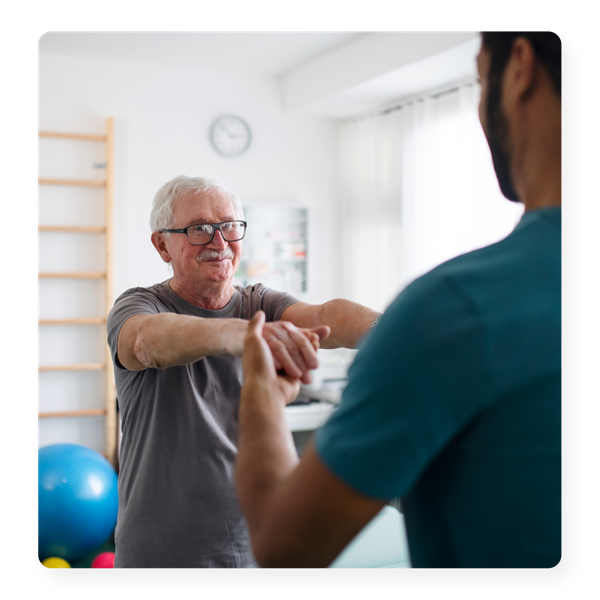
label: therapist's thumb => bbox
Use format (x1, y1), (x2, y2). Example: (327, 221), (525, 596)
(247, 310), (266, 339)
(243, 311), (272, 377)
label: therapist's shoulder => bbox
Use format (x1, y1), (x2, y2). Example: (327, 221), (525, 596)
(372, 253), (492, 352)
(393, 241), (506, 309)
(385, 263), (464, 317)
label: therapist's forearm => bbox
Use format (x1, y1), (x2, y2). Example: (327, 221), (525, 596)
(236, 383), (384, 568)
(236, 312), (387, 567)
(235, 380), (299, 561)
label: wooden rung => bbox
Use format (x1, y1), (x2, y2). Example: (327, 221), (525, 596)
(39, 272), (106, 279)
(39, 131), (107, 142)
(39, 409), (108, 419)
(38, 178), (106, 188)
(39, 363), (106, 372)
(39, 318), (106, 325)
(39, 225), (106, 233)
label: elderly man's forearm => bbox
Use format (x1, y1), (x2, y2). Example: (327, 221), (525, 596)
(319, 299), (381, 348)
(132, 314), (248, 369)
(281, 299), (380, 349)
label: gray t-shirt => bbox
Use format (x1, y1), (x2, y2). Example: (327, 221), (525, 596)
(107, 280), (298, 567)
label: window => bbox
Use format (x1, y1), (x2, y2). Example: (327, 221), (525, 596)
(339, 83), (524, 312)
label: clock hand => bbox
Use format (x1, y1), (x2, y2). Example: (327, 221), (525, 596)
(219, 124), (245, 139)
(217, 124), (234, 138)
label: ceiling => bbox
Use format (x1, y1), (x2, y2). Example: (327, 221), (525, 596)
(39, 32), (481, 118)
(39, 32), (369, 76)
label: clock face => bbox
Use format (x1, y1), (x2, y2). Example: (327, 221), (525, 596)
(210, 115), (252, 157)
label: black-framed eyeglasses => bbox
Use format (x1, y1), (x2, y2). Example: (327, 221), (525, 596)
(159, 220), (247, 246)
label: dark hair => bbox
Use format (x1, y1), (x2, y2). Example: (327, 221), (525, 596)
(481, 32), (561, 98)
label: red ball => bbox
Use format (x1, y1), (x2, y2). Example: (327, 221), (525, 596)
(91, 552), (115, 568)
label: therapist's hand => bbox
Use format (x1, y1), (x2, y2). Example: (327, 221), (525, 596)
(243, 311), (303, 406)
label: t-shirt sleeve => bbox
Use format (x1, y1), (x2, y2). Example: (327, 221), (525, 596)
(257, 286), (299, 322)
(314, 273), (491, 500)
(106, 288), (164, 370)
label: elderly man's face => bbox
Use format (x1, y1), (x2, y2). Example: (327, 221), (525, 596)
(165, 188), (243, 288)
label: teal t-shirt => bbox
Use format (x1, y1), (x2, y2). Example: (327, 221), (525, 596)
(316, 207), (561, 568)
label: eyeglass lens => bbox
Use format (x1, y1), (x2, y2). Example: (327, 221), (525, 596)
(188, 221), (246, 245)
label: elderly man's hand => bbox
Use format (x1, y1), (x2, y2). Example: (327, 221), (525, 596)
(262, 318), (330, 385)
(242, 311), (303, 406)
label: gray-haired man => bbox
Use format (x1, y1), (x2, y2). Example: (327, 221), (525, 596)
(107, 175), (380, 567)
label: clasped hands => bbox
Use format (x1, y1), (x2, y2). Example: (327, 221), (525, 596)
(243, 312), (330, 404)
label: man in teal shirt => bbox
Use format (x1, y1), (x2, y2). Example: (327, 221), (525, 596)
(235, 32), (561, 568)
(315, 205), (560, 567)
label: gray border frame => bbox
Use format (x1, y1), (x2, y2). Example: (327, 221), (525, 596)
(30, 26), (585, 595)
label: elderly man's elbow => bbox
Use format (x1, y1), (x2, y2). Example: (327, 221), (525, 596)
(133, 331), (165, 369)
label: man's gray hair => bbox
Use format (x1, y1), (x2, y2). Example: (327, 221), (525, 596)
(149, 175), (244, 232)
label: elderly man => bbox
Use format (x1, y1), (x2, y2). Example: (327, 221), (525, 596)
(107, 175), (380, 567)
(236, 32), (561, 568)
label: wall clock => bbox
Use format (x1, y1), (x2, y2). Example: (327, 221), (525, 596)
(209, 114), (252, 157)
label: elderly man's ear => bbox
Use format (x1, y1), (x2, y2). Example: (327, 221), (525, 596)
(151, 232), (171, 264)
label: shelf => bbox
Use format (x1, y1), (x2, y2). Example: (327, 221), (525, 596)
(39, 409), (108, 419)
(38, 178), (106, 188)
(39, 131), (107, 142)
(39, 363), (106, 372)
(39, 225), (107, 233)
(39, 272), (106, 279)
(39, 318), (106, 325)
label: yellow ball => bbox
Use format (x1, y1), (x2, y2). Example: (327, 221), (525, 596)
(42, 557), (71, 568)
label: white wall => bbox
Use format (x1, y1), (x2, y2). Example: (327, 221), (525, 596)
(39, 50), (342, 302)
(39, 51), (343, 452)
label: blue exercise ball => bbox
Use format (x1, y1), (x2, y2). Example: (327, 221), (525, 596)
(39, 444), (118, 562)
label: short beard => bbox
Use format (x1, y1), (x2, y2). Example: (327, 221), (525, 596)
(485, 76), (521, 202)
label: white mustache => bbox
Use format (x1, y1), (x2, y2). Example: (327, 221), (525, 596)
(196, 249), (234, 262)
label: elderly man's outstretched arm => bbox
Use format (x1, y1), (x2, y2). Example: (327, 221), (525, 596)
(117, 311), (328, 385)
(281, 300), (380, 349)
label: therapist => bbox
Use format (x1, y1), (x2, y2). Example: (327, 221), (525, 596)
(235, 31), (561, 568)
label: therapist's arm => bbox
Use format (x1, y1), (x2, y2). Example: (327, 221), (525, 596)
(235, 311), (385, 567)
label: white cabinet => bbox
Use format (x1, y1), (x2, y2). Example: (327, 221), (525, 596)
(285, 402), (336, 432)
(235, 205), (308, 295)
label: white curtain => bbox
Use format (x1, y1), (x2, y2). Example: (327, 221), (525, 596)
(339, 83), (524, 313)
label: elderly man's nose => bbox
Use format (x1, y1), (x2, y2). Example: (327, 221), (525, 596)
(209, 228), (227, 247)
